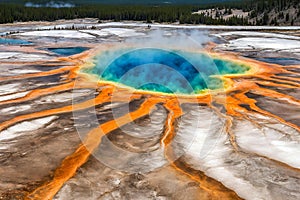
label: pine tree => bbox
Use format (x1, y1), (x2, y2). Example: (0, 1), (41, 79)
(286, 13), (290, 21)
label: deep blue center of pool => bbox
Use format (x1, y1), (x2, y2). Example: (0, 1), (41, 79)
(88, 48), (250, 94)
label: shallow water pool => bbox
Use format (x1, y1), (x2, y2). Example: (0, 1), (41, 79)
(47, 47), (89, 56)
(0, 38), (32, 45)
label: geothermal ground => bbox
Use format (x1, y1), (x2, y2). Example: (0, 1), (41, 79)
(0, 19), (300, 200)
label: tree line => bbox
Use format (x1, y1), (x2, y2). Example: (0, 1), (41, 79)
(0, 0), (299, 25)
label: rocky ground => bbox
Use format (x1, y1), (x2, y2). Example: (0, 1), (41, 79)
(0, 19), (299, 200)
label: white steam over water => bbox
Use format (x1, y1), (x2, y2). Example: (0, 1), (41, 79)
(126, 29), (212, 49)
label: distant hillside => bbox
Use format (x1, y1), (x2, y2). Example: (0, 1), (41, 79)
(248, 0), (300, 26)
(0, 0), (299, 25)
(193, 0), (300, 25)
(0, 0), (241, 5)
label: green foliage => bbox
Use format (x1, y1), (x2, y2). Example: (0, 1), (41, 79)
(0, 3), (249, 25)
(1, 0), (242, 6)
(0, 0), (298, 25)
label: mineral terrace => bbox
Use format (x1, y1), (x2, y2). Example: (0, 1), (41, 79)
(0, 19), (300, 200)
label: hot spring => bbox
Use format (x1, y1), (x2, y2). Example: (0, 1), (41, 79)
(86, 48), (250, 94)
(47, 47), (89, 56)
(0, 38), (32, 45)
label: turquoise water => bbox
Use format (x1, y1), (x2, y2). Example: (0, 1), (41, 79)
(87, 48), (249, 94)
(47, 47), (89, 56)
(0, 38), (32, 45)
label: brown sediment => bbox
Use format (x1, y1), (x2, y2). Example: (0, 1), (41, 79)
(25, 97), (163, 200)
(254, 75), (300, 87)
(251, 152), (300, 173)
(233, 92), (300, 132)
(209, 104), (240, 151)
(0, 65), (79, 82)
(0, 87), (113, 132)
(212, 72), (300, 132)
(160, 99), (242, 199)
(272, 74), (300, 83)
(251, 87), (300, 105)
(172, 159), (243, 200)
(255, 80), (298, 89)
(0, 80), (107, 106)
(0, 82), (76, 106)
(215, 85), (300, 133)
(2, 43), (300, 199)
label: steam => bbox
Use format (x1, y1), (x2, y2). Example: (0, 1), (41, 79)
(89, 29), (225, 94)
(25, 1), (75, 8)
(126, 29), (212, 50)
(124, 29), (220, 90)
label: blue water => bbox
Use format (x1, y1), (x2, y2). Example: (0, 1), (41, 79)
(0, 38), (32, 45)
(47, 47), (89, 56)
(87, 48), (250, 94)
